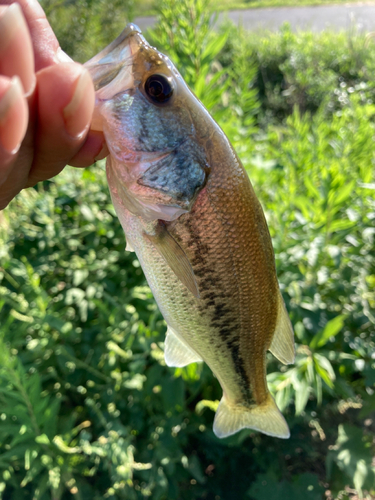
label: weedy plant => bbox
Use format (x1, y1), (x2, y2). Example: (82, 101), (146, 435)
(0, 0), (374, 499)
(40, 0), (135, 63)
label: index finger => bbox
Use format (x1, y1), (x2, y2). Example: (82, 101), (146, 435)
(0, 0), (66, 70)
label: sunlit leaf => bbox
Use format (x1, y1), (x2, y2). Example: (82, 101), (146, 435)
(295, 376), (310, 415)
(327, 425), (375, 498)
(309, 315), (346, 349)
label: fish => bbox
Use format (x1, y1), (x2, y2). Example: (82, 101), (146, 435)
(84, 23), (295, 439)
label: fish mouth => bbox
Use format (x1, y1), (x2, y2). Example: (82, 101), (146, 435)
(85, 24), (142, 67)
(84, 23), (145, 130)
(84, 23), (142, 91)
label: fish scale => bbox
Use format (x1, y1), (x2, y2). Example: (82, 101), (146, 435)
(85, 23), (295, 439)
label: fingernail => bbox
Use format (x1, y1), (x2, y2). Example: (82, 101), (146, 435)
(0, 76), (27, 153)
(0, 4), (24, 54)
(63, 69), (93, 139)
(55, 47), (73, 64)
(0, 4), (36, 96)
(94, 142), (109, 162)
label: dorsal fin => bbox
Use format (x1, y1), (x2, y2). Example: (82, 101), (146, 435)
(269, 295), (295, 365)
(164, 326), (203, 367)
(144, 222), (200, 298)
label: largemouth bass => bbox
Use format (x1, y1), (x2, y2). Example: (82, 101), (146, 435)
(85, 24), (295, 439)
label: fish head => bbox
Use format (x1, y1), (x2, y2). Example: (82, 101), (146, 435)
(85, 24), (213, 222)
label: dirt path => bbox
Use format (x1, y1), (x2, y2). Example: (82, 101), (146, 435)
(134, 2), (375, 33)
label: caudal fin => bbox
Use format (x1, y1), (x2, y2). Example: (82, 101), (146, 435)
(213, 394), (290, 439)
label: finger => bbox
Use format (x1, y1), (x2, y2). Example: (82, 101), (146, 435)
(69, 130), (109, 168)
(0, 3), (35, 95)
(26, 62), (95, 186)
(0, 0), (62, 70)
(0, 76), (28, 182)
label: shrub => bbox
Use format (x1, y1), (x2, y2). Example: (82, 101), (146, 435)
(220, 23), (375, 126)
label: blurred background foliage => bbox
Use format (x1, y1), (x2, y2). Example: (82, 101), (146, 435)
(40, 0), (135, 62)
(0, 0), (374, 498)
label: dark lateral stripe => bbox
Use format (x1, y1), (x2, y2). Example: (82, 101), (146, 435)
(183, 216), (254, 404)
(227, 341), (255, 404)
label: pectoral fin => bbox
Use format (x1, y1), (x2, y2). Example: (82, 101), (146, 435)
(164, 326), (203, 367)
(145, 223), (200, 298)
(269, 295), (295, 365)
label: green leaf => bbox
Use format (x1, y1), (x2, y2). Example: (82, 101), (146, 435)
(35, 434), (50, 445)
(201, 30), (228, 63)
(329, 219), (356, 232)
(360, 392), (375, 418)
(195, 399), (219, 415)
(73, 269), (89, 286)
(32, 472), (49, 500)
(326, 424), (374, 497)
(52, 435), (81, 454)
(332, 180), (356, 206)
(304, 177), (321, 200)
(295, 376), (310, 415)
(354, 460), (369, 497)
(309, 315), (346, 349)
(187, 455), (206, 484)
(313, 356), (335, 389)
(21, 457), (44, 488)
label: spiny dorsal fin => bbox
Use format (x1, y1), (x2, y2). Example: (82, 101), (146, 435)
(144, 223), (200, 298)
(164, 326), (203, 367)
(213, 393), (290, 439)
(269, 295), (295, 365)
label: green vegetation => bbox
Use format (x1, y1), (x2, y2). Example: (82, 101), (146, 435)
(41, 0), (135, 62)
(1, 0), (375, 499)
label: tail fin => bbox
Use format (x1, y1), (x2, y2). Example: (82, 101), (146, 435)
(213, 394), (290, 439)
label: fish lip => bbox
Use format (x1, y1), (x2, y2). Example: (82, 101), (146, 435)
(118, 23), (142, 37)
(84, 23), (143, 68)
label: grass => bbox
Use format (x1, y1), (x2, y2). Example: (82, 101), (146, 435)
(133, 0), (375, 17)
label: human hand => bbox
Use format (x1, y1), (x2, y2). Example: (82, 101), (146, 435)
(0, 0), (108, 210)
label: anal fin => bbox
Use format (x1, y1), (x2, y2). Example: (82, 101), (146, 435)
(145, 222), (199, 298)
(125, 239), (134, 252)
(269, 295), (295, 365)
(164, 326), (203, 367)
(213, 394), (290, 439)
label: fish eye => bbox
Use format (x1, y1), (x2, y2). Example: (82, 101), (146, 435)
(144, 74), (173, 104)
